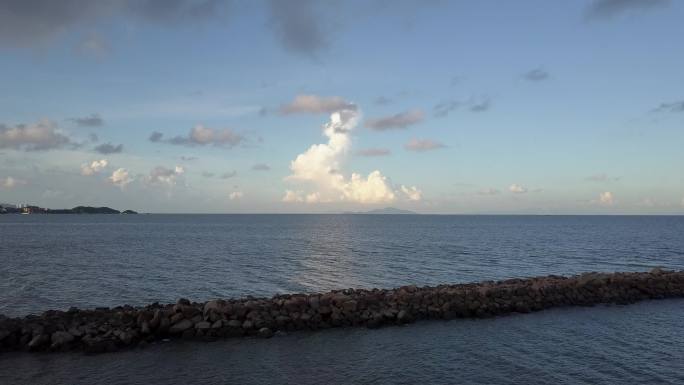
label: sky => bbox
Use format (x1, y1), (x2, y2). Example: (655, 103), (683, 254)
(0, 0), (683, 214)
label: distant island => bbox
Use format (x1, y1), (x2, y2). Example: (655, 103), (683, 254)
(0, 204), (137, 215)
(345, 207), (417, 215)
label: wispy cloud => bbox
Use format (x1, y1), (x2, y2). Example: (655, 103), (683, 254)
(280, 95), (356, 115)
(221, 171), (237, 179)
(585, 0), (670, 20)
(522, 68), (550, 82)
(651, 100), (684, 113)
(252, 163), (271, 171)
(478, 188), (500, 195)
(150, 125), (244, 148)
(585, 173), (621, 182)
(69, 113), (104, 127)
(366, 110), (424, 131)
(469, 98), (491, 112)
(404, 138), (446, 152)
(357, 148), (391, 157)
(433, 100), (460, 118)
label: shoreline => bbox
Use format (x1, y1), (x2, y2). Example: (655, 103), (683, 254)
(1, 269), (683, 354)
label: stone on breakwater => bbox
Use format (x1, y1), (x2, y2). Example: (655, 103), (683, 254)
(1, 269), (684, 354)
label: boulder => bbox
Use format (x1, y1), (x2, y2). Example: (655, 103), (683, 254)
(50, 331), (75, 348)
(258, 327), (273, 338)
(169, 319), (194, 334)
(28, 333), (49, 350)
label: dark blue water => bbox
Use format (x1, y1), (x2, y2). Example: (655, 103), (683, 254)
(1, 215), (684, 384)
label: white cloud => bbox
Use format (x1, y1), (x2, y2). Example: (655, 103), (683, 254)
(109, 168), (132, 189)
(280, 95), (356, 115)
(599, 191), (614, 205)
(282, 190), (304, 203)
(401, 185), (422, 201)
(284, 107), (421, 204)
(1, 176), (27, 189)
(229, 191), (243, 200)
(0, 119), (72, 151)
(509, 184), (528, 194)
(81, 159), (108, 176)
(147, 165), (185, 186)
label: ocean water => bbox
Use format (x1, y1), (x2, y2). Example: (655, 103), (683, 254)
(1, 214), (684, 384)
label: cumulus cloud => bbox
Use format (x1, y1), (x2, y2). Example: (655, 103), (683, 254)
(509, 184), (528, 194)
(1, 176), (27, 189)
(147, 165), (185, 186)
(365, 110), (424, 131)
(94, 142), (123, 154)
(0, 119), (72, 151)
(652, 100), (684, 113)
(599, 191), (614, 205)
(229, 191), (243, 200)
(401, 185), (422, 201)
(150, 125), (244, 148)
(109, 168), (132, 189)
(268, 0), (327, 56)
(404, 138), (446, 152)
(280, 95), (357, 115)
(585, 0), (670, 20)
(522, 68), (550, 82)
(356, 148), (391, 157)
(252, 163), (271, 171)
(69, 113), (103, 127)
(80, 159), (108, 176)
(284, 107), (421, 204)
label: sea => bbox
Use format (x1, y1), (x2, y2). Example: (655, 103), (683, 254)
(1, 214), (683, 384)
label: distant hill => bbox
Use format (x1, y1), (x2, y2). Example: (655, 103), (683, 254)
(347, 207), (417, 215)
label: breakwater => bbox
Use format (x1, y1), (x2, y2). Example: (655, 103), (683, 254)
(1, 269), (683, 354)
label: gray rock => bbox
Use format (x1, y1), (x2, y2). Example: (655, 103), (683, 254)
(169, 319), (194, 334)
(195, 321), (211, 330)
(258, 327), (273, 338)
(50, 331), (75, 348)
(28, 333), (49, 350)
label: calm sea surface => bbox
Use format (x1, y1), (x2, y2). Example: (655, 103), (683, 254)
(1, 214), (683, 384)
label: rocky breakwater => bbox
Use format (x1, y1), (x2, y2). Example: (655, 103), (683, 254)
(1, 269), (683, 354)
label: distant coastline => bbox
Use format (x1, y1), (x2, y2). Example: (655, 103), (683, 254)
(0, 204), (137, 215)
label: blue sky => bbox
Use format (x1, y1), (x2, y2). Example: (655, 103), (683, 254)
(0, 0), (683, 213)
